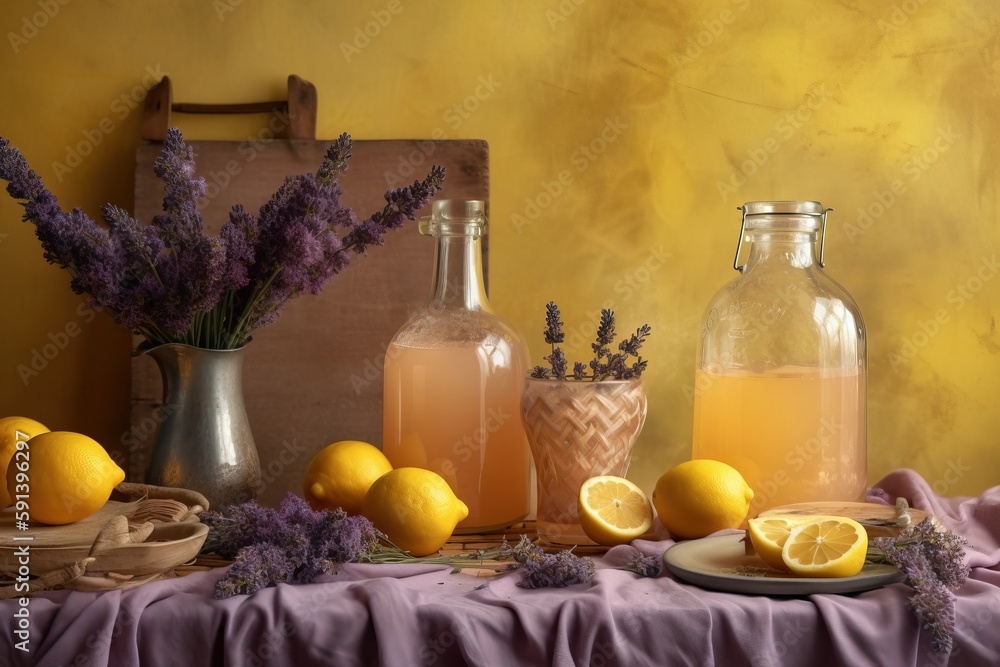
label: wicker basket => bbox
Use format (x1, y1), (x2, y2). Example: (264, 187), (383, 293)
(521, 378), (647, 545)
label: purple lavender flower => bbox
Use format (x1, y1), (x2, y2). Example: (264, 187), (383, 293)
(101, 203), (164, 330)
(588, 310), (618, 378)
(341, 218), (383, 254)
(604, 353), (627, 380)
(619, 325), (651, 357)
(880, 540), (956, 653)
(0, 136), (129, 321)
(620, 553), (661, 577)
(901, 519), (970, 590)
(910, 573), (955, 653)
(277, 492), (377, 564)
(343, 165), (446, 253)
(276, 492), (319, 522)
(543, 301), (565, 345)
(529, 303), (651, 381)
(215, 542), (295, 598)
(505, 535), (594, 589)
(0, 129), (446, 351)
(629, 358), (648, 378)
(547, 348), (568, 379)
(204, 493), (385, 598)
(873, 519), (969, 653)
(315, 133), (352, 184)
(200, 501), (287, 560)
(152, 127), (207, 244)
(592, 309), (617, 357)
(319, 514), (380, 565)
(232, 143), (443, 344)
(217, 205), (258, 292)
(529, 365), (551, 379)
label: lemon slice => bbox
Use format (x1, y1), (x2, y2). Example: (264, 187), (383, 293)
(781, 517), (869, 578)
(748, 514), (847, 572)
(747, 515), (813, 572)
(578, 476), (653, 546)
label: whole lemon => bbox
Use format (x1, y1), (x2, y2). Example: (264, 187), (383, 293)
(303, 440), (393, 515)
(361, 467), (469, 557)
(0, 416), (49, 508)
(652, 459), (754, 540)
(6, 431), (125, 525)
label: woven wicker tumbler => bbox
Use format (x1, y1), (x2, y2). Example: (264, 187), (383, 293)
(520, 377), (647, 546)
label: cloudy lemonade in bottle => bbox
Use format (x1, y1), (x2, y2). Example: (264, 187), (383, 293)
(383, 342), (530, 531)
(382, 200), (531, 532)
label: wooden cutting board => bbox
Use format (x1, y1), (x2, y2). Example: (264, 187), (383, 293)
(757, 501), (930, 538)
(129, 139), (489, 506)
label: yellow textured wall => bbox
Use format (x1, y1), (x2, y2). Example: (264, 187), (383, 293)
(0, 0), (997, 499)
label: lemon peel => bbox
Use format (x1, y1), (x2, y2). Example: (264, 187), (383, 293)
(652, 459), (753, 540)
(361, 467), (468, 557)
(7, 431), (124, 525)
(303, 440), (393, 515)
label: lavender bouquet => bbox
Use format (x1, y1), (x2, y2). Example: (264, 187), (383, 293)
(0, 129), (445, 349)
(529, 301), (651, 380)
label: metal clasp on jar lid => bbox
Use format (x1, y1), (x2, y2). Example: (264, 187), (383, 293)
(732, 200), (833, 272)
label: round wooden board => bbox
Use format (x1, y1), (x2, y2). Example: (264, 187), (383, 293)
(757, 501), (929, 538)
(0, 483), (209, 595)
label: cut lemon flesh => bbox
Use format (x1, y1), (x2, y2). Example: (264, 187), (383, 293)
(578, 476), (653, 546)
(781, 517), (868, 578)
(748, 514), (847, 572)
(747, 515), (812, 572)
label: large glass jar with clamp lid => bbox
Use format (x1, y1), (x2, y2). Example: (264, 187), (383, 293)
(692, 201), (867, 515)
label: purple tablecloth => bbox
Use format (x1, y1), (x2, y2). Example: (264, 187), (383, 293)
(2, 469), (998, 666)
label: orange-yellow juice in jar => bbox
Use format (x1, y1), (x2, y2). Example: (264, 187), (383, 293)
(692, 366), (866, 515)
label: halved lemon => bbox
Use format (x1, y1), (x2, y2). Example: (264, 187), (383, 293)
(781, 517), (868, 578)
(747, 515), (813, 572)
(578, 475), (653, 546)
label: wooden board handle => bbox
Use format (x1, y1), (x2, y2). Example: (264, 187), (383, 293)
(141, 74), (317, 141)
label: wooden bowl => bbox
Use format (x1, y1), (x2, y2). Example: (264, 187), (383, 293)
(0, 483), (210, 595)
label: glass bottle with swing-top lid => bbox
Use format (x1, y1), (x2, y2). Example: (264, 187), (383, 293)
(381, 199), (531, 532)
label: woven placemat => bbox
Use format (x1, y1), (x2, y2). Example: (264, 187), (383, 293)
(177, 520), (611, 578)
